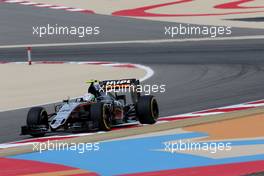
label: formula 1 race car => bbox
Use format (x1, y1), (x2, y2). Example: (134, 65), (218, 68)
(21, 79), (159, 137)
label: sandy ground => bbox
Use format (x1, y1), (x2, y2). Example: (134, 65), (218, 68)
(29, 0), (264, 29)
(0, 63), (145, 111)
(184, 113), (264, 141)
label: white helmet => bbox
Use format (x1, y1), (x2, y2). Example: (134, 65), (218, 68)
(83, 93), (96, 102)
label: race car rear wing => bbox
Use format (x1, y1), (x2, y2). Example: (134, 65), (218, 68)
(99, 79), (140, 90)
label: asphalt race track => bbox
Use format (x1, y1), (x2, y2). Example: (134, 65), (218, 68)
(1, 40), (264, 143)
(0, 2), (264, 143)
(0, 2), (264, 45)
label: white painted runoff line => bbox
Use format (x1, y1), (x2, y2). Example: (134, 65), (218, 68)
(0, 35), (264, 49)
(161, 99), (264, 120)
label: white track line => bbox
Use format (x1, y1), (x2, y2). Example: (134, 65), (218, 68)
(49, 6), (69, 9)
(0, 35), (264, 49)
(66, 8), (85, 12)
(34, 4), (52, 7)
(134, 64), (154, 82)
(161, 99), (264, 120)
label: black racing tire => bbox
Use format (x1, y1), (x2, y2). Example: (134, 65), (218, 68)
(90, 103), (112, 131)
(136, 95), (159, 124)
(27, 107), (48, 137)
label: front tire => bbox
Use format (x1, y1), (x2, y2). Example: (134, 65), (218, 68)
(90, 103), (112, 131)
(136, 95), (159, 124)
(27, 107), (48, 137)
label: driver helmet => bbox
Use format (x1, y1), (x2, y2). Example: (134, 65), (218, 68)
(83, 93), (96, 102)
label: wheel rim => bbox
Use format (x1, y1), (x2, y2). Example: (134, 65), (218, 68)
(102, 105), (112, 130)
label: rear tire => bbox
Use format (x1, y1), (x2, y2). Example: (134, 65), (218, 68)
(27, 107), (48, 137)
(90, 103), (112, 131)
(136, 95), (159, 124)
